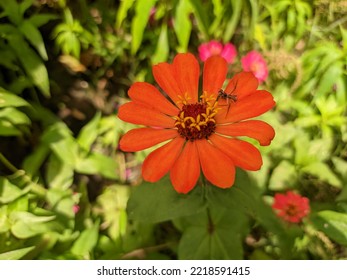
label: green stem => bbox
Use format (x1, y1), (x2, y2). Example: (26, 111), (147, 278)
(0, 152), (18, 173)
(0, 152), (46, 197)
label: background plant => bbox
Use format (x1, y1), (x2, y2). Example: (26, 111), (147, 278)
(0, 0), (346, 260)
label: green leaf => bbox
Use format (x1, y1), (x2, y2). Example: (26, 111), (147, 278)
(0, 120), (21, 136)
(0, 107), (31, 125)
(50, 137), (80, 167)
(151, 24), (169, 64)
(0, 88), (30, 107)
(0, 246), (35, 260)
(340, 26), (347, 52)
(209, 0), (225, 35)
(301, 162), (342, 188)
(332, 157), (347, 182)
(311, 210), (347, 246)
(315, 64), (342, 99)
(19, 20), (48, 60)
(77, 112), (101, 151)
(22, 145), (50, 177)
(0, 0), (21, 25)
(18, 0), (34, 17)
(46, 154), (74, 190)
(116, 0), (136, 29)
(71, 220), (100, 257)
(28, 13), (59, 27)
(206, 169), (259, 213)
(0, 206), (10, 233)
(131, 0), (158, 54)
(223, 0), (243, 42)
(177, 207), (248, 259)
(269, 160), (297, 191)
(46, 188), (74, 218)
(127, 176), (206, 223)
(7, 34), (50, 97)
(10, 211), (56, 239)
(97, 185), (130, 241)
(0, 178), (30, 204)
(173, 0), (192, 52)
(75, 152), (118, 180)
(189, 0), (210, 40)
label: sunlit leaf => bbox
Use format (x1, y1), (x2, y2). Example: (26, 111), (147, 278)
(46, 154), (74, 190)
(75, 152), (118, 180)
(189, 0), (210, 40)
(116, 0), (135, 29)
(19, 20), (48, 60)
(97, 185), (130, 241)
(0, 107), (31, 126)
(0, 88), (30, 107)
(77, 112), (101, 151)
(0, 246), (35, 260)
(152, 24), (169, 64)
(10, 211), (57, 239)
(7, 34), (50, 97)
(0, 120), (21, 136)
(223, 0), (242, 42)
(71, 220), (100, 257)
(311, 210), (347, 246)
(131, 0), (158, 54)
(269, 160), (297, 191)
(0, 178), (30, 204)
(173, 0), (192, 52)
(301, 162), (342, 188)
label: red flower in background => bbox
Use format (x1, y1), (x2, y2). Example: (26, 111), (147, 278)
(118, 53), (275, 193)
(241, 50), (268, 83)
(198, 40), (237, 63)
(272, 191), (310, 223)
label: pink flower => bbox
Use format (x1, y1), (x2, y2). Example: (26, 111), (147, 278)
(198, 40), (237, 63)
(73, 205), (80, 214)
(241, 51), (268, 83)
(272, 191), (310, 223)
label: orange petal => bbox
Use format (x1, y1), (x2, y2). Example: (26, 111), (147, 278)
(225, 71), (258, 100)
(120, 128), (178, 152)
(216, 120), (275, 146)
(209, 134), (262, 171)
(142, 137), (185, 182)
(216, 90), (275, 124)
(152, 62), (182, 105)
(203, 55), (228, 97)
(196, 140), (235, 188)
(118, 102), (175, 128)
(128, 82), (179, 116)
(173, 53), (199, 103)
(170, 141), (200, 194)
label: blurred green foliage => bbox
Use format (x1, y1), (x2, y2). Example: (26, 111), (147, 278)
(0, 0), (346, 260)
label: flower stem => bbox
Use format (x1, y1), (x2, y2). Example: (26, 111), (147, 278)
(0, 152), (18, 173)
(0, 152), (46, 197)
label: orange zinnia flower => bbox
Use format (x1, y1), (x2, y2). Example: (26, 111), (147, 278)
(118, 53), (275, 194)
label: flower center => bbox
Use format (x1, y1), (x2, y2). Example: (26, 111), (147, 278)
(285, 203), (299, 217)
(174, 95), (219, 141)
